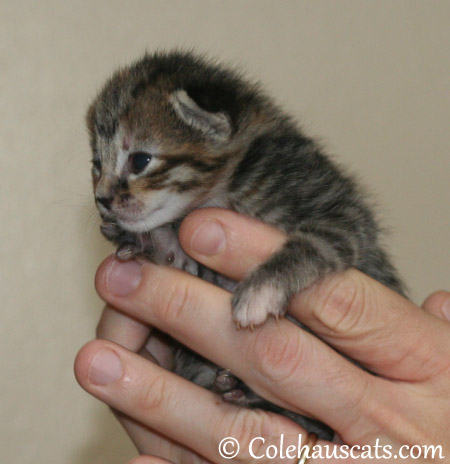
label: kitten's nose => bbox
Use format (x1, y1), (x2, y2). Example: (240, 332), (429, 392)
(96, 195), (114, 210)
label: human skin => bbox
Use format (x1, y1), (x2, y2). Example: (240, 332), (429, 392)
(74, 208), (450, 463)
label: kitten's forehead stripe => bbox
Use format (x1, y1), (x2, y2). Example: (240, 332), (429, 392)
(95, 118), (117, 139)
(93, 102), (120, 140)
(170, 179), (203, 193)
(160, 153), (228, 173)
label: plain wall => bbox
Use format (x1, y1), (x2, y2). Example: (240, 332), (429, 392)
(1, 1), (449, 463)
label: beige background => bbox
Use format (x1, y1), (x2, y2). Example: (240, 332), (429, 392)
(1, 1), (449, 463)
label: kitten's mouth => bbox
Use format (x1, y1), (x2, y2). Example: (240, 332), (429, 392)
(103, 204), (165, 234)
(100, 215), (153, 241)
(100, 195), (178, 234)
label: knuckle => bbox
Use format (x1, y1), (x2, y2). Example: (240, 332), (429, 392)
(221, 409), (269, 459)
(313, 271), (368, 335)
(218, 409), (287, 463)
(333, 374), (375, 433)
(153, 277), (193, 325)
(133, 373), (168, 415)
(248, 323), (306, 385)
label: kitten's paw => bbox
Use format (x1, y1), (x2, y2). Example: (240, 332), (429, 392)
(223, 389), (248, 406)
(212, 369), (238, 393)
(100, 222), (123, 240)
(116, 242), (140, 261)
(223, 387), (268, 408)
(232, 280), (288, 328)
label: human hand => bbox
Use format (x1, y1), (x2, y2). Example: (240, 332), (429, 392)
(75, 208), (450, 463)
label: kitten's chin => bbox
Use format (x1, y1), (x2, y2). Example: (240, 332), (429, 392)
(117, 205), (181, 233)
(118, 215), (160, 234)
(117, 193), (194, 234)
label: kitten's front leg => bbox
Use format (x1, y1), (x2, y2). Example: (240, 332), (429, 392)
(232, 232), (355, 328)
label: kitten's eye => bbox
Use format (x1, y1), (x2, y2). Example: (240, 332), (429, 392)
(129, 152), (152, 174)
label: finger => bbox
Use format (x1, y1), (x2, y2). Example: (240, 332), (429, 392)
(128, 456), (175, 464)
(143, 331), (175, 370)
(179, 208), (286, 280)
(97, 307), (181, 458)
(421, 291), (450, 321)
(97, 305), (175, 369)
(97, 304), (150, 352)
(289, 270), (450, 382)
(97, 304), (182, 461)
(117, 411), (205, 463)
(75, 339), (315, 464)
(95, 256), (386, 437)
(181, 209), (450, 383)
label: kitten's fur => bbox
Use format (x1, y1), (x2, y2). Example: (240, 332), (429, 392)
(87, 51), (405, 439)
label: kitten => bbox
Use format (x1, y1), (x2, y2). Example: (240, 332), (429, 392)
(87, 51), (405, 439)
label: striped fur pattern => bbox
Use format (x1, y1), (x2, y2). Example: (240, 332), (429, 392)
(87, 51), (405, 439)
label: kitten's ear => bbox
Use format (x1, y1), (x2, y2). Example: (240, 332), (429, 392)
(170, 90), (231, 142)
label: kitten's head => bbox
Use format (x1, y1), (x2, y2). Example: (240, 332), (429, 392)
(86, 51), (269, 234)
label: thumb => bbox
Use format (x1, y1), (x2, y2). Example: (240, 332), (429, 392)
(422, 291), (450, 321)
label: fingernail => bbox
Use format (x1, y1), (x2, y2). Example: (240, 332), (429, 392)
(89, 349), (123, 385)
(442, 298), (450, 321)
(190, 221), (226, 256)
(106, 259), (142, 296)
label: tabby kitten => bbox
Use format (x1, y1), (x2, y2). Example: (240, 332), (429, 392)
(87, 51), (405, 439)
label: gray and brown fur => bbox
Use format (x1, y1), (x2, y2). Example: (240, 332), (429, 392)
(87, 50), (405, 439)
